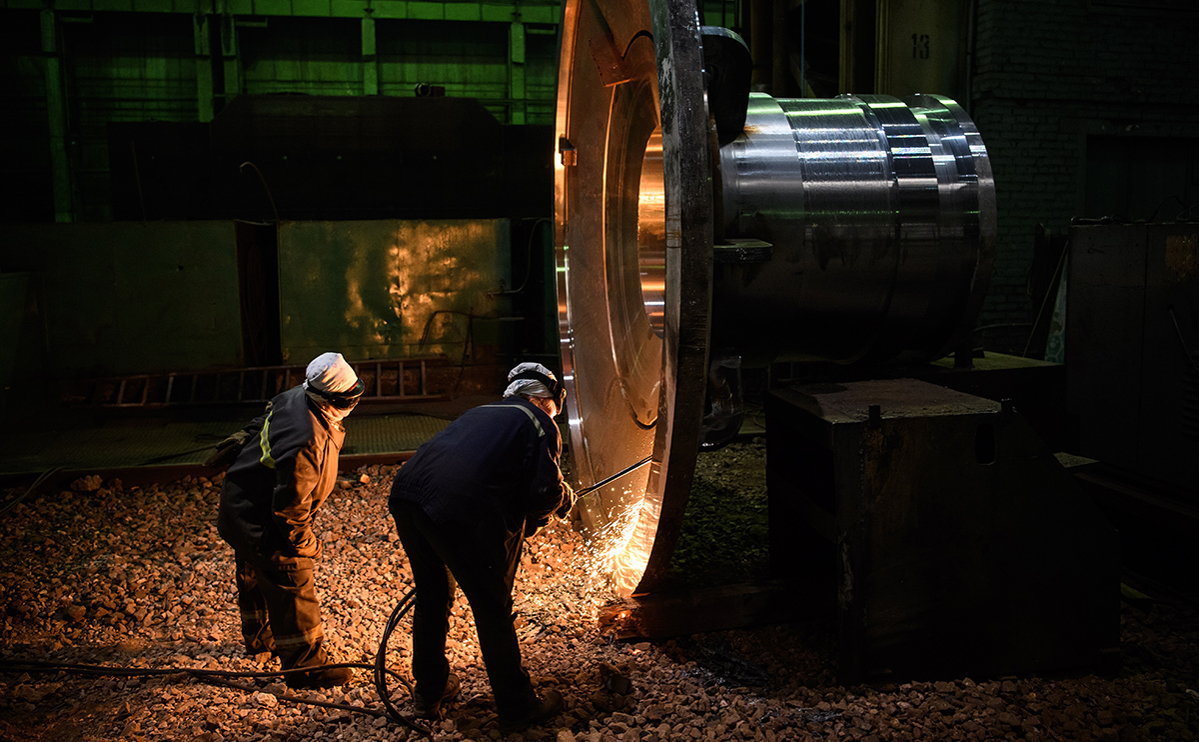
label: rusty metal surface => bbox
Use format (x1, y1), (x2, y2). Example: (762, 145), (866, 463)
(277, 219), (512, 366)
(767, 378), (1119, 682)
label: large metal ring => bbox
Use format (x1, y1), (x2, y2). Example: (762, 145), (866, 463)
(554, 0), (996, 597)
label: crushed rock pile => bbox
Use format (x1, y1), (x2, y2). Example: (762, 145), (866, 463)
(1, 443), (1197, 742)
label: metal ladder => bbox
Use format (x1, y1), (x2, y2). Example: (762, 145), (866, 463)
(76, 357), (449, 408)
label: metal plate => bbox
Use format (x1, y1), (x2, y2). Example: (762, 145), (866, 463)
(277, 219), (511, 364)
(554, 0), (996, 597)
(555, 0), (712, 595)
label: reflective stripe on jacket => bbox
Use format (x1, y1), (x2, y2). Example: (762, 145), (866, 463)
(217, 385), (345, 568)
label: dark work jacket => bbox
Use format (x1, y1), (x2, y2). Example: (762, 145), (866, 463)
(217, 385), (345, 569)
(389, 397), (567, 539)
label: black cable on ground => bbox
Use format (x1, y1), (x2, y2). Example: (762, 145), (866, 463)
(0, 657), (385, 682)
(375, 587), (429, 736)
(0, 467), (62, 516)
(0, 590), (430, 738)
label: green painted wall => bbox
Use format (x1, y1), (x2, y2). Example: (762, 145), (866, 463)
(0, 272), (47, 418)
(0, 1), (563, 222)
(0, 221), (244, 377)
(0, 218), (518, 385)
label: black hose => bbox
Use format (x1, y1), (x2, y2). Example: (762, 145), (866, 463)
(0, 589), (430, 738)
(374, 587), (429, 736)
(1168, 305), (1199, 379)
(0, 657), (392, 717)
(0, 467), (61, 516)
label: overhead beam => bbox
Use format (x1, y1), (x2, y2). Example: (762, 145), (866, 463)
(40, 9), (74, 223)
(194, 12), (215, 121)
(3, 0), (561, 24)
(362, 13), (377, 95)
(508, 18), (525, 123)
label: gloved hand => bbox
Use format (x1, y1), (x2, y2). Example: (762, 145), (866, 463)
(203, 429), (253, 469)
(554, 481), (577, 519)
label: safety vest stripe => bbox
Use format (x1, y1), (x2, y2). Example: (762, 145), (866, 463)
(483, 403), (545, 438)
(273, 626), (324, 646)
(259, 409), (276, 468)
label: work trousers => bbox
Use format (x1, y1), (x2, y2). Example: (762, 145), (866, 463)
(390, 500), (537, 717)
(234, 553), (326, 670)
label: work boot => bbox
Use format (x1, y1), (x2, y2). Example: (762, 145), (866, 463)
(412, 672), (461, 719)
(284, 663), (354, 689)
(241, 625), (276, 658)
(244, 638), (276, 660)
(498, 689), (563, 733)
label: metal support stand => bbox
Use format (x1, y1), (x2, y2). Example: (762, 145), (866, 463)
(766, 378), (1120, 683)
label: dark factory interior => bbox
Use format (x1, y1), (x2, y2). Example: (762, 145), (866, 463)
(1, 0), (1198, 740)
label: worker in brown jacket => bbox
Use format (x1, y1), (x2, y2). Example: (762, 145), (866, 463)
(216, 352), (364, 688)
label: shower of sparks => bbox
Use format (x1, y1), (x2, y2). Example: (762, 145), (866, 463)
(511, 481), (652, 631)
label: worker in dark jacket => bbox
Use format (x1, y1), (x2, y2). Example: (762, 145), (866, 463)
(217, 352), (365, 689)
(389, 362), (574, 732)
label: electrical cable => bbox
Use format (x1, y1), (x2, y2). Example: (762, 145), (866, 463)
(1168, 305), (1199, 380)
(489, 218), (550, 297)
(138, 445), (218, 466)
(1022, 238), (1069, 359)
(0, 591), (431, 738)
(374, 588), (430, 736)
(0, 467), (62, 516)
(1147, 194), (1185, 224)
(0, 460), (642, 734)
(239, 162), (279, 224)
(970, 322), (1034, 335)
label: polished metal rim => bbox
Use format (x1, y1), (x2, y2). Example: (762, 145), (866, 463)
(554, 0), (712, 595)
(554, 0), (996, 598)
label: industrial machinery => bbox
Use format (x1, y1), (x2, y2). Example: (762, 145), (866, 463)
(555, 0), (1118, 681)
(1067, 222), (1199, 594)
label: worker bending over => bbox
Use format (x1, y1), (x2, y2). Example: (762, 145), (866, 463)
(217, 352), (364, 688)
(389, 362), (575, 732)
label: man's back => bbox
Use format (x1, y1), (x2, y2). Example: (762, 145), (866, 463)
(389, 397), (564, 531)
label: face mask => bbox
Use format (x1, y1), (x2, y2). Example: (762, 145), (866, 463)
(324, 402), (355, 423)
(306, 390), (357, 423)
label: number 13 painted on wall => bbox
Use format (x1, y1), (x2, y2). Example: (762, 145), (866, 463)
(912, 33), (931, 59)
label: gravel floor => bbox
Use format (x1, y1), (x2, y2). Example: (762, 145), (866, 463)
(2, 442), (1198, 742)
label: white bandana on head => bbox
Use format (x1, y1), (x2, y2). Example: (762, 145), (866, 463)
(503, 361), (557, 399)
(304, 352), (360, 394)
(302, 352), (362, 422)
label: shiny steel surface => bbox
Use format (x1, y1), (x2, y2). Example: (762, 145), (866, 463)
(555, 0), (712, 595)
(716, 93), (995, 364)
(556, 0), (994, 597)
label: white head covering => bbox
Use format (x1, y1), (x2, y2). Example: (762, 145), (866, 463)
(303, 352), (363, 423)
(503, 361), (557, 399)
(304, 352), (361, 395)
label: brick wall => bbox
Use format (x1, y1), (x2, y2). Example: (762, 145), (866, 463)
(969, 0), (1199, 354)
